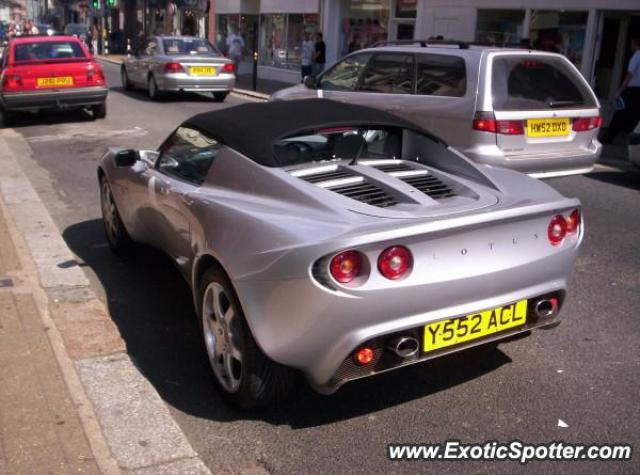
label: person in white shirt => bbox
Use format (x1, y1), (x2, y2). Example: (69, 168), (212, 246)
(602, 37), (640, 143)
(300, 32), (314, 81)
(225, 28), (245, 72)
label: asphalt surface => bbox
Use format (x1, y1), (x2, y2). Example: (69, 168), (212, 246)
(5, 60), (640, 475)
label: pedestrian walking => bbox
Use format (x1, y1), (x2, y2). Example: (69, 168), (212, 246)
(312, 32), (326, 76)
(601, 37), (640, 144)
(226, 28), (245, 72)
(300, 32), (314, 80)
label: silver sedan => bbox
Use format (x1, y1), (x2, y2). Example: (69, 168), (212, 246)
(121, 36), (235, 101)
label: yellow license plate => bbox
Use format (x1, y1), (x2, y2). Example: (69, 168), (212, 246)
(189, 66), (215, 76)
(37, 76), (74, 87)
(423, 299), (528, 353)
(527, 118), (570, 137)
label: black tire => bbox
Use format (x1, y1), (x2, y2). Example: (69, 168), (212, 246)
(148, 75), (160, 101)
(2, 109), (15, 127)
(100, 176), (134, 254)
(121, 67), (132, 91)
(92, 102), (107, 119)
(213, 91), (228, 102)
(199, 267), (296, 409)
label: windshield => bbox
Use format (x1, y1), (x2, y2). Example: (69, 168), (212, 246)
(273, 126), (404, 167)
(162, 38), (220, 56)
(14, 41), (86, 62)
(491, 55), (597, 110)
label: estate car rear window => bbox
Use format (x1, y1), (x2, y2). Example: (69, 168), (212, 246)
(491, 56), (596, 110)
(162, 38), (220, 56)
(14, 41), (86, 62)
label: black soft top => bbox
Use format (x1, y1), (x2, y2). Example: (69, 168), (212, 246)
(183, 98), (442, 167)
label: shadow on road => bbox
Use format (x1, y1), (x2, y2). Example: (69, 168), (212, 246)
(585, 170), (640, 191)
(109, 85), (221, 104)
(63, 218), (512, 428)
(1, 109), (95, 128)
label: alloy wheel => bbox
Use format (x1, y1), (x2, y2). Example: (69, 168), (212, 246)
(101, 180), (118, 243)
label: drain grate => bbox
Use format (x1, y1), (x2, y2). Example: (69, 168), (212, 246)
(0, 278), (14, 288)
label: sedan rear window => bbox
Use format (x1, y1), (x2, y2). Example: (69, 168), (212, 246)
(14, 41), (86, 62)
(162, 38), (220, 56)
(491, 56), (596, 110)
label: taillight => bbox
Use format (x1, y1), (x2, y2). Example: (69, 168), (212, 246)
(473, 112), (523, 135)
(164, 62), (184, 73)
(378, 246), (412, 280)
(573, 116), (602, 131)
(565, 209), (581, 235)
(329, 250), (362, 284)
(2, 71), (22, 91)
(222, 63), (234, 73)
(87, 66), (105, 84)
(548, 215), (568, 246)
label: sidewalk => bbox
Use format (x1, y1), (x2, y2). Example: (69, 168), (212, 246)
(0, 129), (212, 475)
(96, 54), (291, 99)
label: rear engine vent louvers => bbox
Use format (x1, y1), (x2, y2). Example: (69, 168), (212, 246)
(367, 162), (456, 200)
(297, 168), (356, 184)
(330, 181), (398, 208)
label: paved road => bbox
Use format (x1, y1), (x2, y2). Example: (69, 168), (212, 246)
(6, 60), (640, 474)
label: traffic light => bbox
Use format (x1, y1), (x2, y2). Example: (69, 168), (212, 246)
(106, 0), (115, 6)
(92, 0), (100, 9)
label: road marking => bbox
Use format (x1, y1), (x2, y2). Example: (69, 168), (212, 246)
(26, 126), (147, 143)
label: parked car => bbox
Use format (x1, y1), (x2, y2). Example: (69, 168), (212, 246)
(121, 35), (235, 101)
(271, 41), (602, 178)
(98, 99), (583, 408)
(0, 35), (108, 125)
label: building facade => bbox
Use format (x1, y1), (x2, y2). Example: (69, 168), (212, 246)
(213, 0), (639, 95)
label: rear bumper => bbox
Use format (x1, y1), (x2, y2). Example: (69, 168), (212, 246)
(0, 86), (108, 111)
(463, 141), (602, 177)
(157, 73), (235, 92)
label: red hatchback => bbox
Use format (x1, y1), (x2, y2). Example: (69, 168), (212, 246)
(0, 35), (108, 124)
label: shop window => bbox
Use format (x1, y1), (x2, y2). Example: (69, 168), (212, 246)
(340, 0), (390, 55)
(416, 54), (466, 97)
(216, 14), (258, 61)
(320, 53), (373, 91)
(360, 53), (414, 94)
(529, 11), (588, 68)
(258, 13), (319, 70)
(476, 10), (525, 45)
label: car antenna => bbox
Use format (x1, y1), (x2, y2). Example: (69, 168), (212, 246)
(349, 137), (366, 166)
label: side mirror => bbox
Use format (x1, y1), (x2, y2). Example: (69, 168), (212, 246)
(303, 75), (318, 89)
(114, 149), (139, 167)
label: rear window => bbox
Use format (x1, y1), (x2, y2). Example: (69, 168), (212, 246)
(14, 41), (86, 62)
(491, 56), (596, 110)
(162, 38), (220, 56)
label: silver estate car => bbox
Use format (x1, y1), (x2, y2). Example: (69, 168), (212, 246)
(98, 99), (582, 408)
(121, 36), (235, 101)
(271, 41), (602, 178)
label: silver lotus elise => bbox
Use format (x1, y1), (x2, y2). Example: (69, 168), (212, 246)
(98, 99), (583, 408)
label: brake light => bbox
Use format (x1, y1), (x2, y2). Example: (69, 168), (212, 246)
(222, 63), (234, 73)
(164, 62), (184, 73)
(565, 209), (581, 235)
(378, 246), (412, 280)
(87, 66), (105, 85)
(330, 250), (362, 284)
(473, 112), (524, 135)
(548, 215), (568, 246)
(2, 70), (22, 91)
(573, 116), (602, 131)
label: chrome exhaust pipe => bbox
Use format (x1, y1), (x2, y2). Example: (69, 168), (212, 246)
(535, 299), (557, 318)
(388, 336), (419, 358)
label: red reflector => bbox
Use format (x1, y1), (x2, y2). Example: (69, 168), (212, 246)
(222, 63), (234, 73)
(330, 250), (362, 284)
(354, 347), (374, 365)
(565, 209), (581, 235)
(573, 116), (602, 132)
(378, 246), (413, 280)
(548, 215), (567, 246)
(164, 62), (184, 73)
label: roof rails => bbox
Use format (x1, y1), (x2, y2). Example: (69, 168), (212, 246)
(372, 39), (470, 49)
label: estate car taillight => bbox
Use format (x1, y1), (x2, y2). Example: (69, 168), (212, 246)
(548, 214), (568, 246)
(222, 63), (234, 73)
(565, 209), (581, 235)
(573, 116), (603, 132)
(473, 112), (524, 135)
(329, 250), (362, 284)
(164, 62), (184, 73)
(378, 246), (413, 280)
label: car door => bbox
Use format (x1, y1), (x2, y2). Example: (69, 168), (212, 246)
(316, 52), (373, 102)
(151, 126), (222, 269)
(127, 39), (148, 85)
(139, 38), (159, 86)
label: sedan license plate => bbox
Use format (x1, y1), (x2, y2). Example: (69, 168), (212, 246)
(423, 299), (527, 353)
(527, 118), (570, 137)
(189, 66), (215, 76)
(37, 76), (74, 87)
